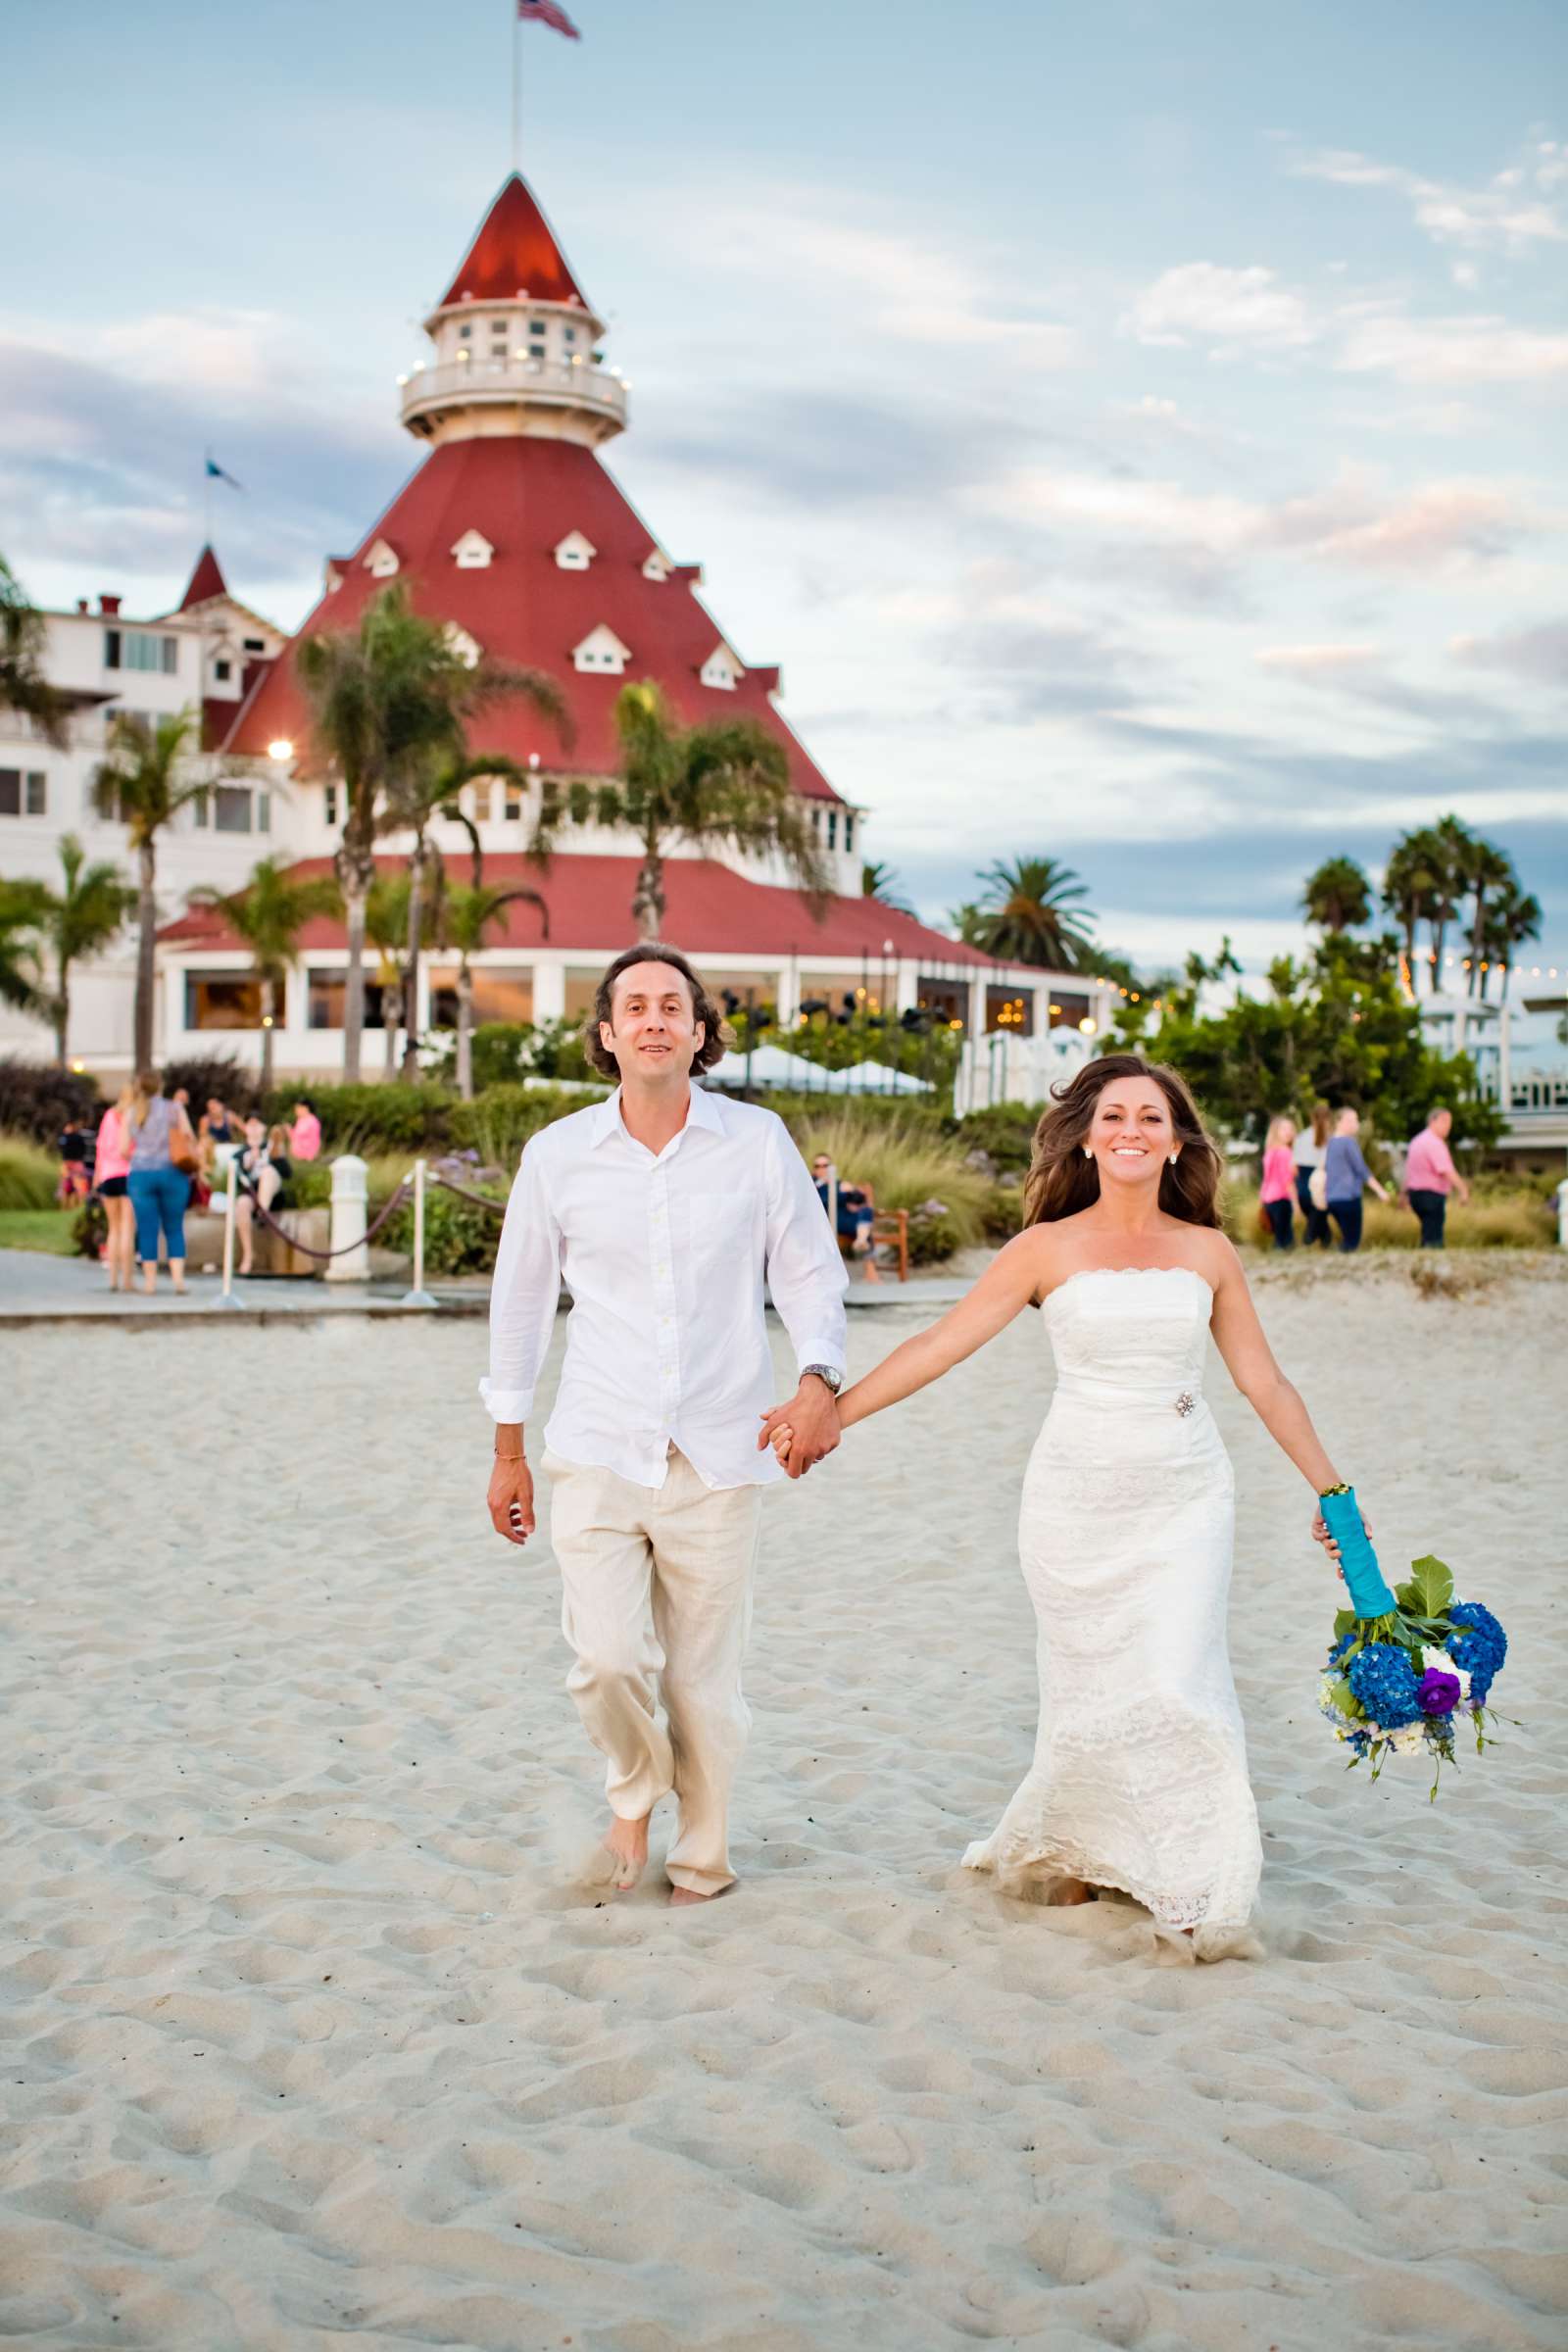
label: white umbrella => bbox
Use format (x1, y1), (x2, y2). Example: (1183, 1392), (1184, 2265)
(833, 1060), (932, 1095)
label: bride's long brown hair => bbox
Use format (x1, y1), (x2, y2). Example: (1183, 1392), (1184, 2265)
(1022, 1054), (1224, 1228)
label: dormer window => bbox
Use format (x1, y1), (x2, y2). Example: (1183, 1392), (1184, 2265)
(572, 624), (631, 675)
(642, 551), (671, 583)
(445, 624), (482, 668)
(365, 539), (400, 579)
(701, 644), (741, 691)
(555, 532), (597, 571)
(452, 529), (495, 569)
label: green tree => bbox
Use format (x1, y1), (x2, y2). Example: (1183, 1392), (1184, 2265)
(534, 680), (827, 940)
(1453, 831), (1516, 999)
(1424, 814), (1473, 992)
(965, 857), (1096, 970)
(185, 858), (341, 1093)
(32, 835), (135, 1066)
(365, 871), (416, 1080)
(295, 584), (567, 1084)
(0, 877), (50, 1015)
(1484, 879), (1542, 1003)
(861, 859), (913, 915)
(1301, 855), (1372, 933)
(436, 879), (551, 1100)
(1381, 830), (1443, 987)
(0, 554), (68, 746)
(90, 709), (209, 1068)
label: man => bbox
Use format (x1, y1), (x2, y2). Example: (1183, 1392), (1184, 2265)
(483, 946), (848, 1907)
(1322, 1105), (1390, 1253)
(810, 1151), (881, 1283)
(1400, 1105), (1470, 1249)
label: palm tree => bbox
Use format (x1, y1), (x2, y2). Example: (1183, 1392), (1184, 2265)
(32, 835), (135, 1066)
(861, 859), (913, 915)
(1484, 879), (1542, 1003)
(90, 709), (208, 1067)
(965, 857), (1096, 970)
(1425, 813), (1473, 993)
(1454, 831), (1516, 998)
(437, 879), (551, 1100)
(365, 872), (415, 1080)
(0, 878), (50, 1014)
(0, 554), (68, 746)
(534, 680), (827, 940)
(186, 858), (341, 1094)
(1301, 855), (1372, 933)
(1381, 832), (1438, 988)
(296, 585), (569, 1084)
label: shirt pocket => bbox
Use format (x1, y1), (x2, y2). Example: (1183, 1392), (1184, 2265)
(683, 1189), (760, 1282)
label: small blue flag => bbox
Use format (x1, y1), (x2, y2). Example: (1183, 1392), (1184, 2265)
(206, 457), (244, 491)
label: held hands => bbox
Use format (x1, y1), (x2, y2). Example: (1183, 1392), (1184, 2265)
(757, 1378), (841, 1481)
(487, 1452), (536, 1547)
(1311, 1503), (1372, 1585)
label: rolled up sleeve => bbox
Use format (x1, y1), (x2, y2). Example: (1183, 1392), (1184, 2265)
(478, 1140), (563, 1423)
(762, 1117), (849, 1381)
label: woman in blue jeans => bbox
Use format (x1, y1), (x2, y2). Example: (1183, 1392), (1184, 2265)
(124, 1071), (197, 1297)
(1322, 1105), (1390, 1252)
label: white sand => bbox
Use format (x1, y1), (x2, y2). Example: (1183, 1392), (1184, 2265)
(3, 1260), (1566, 2350)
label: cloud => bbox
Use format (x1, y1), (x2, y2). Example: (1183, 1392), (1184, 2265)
(1335, 308), (1568, 385)
(1256, 644), (1380, 675)
(1120, 263), (1318, 356)
(1290, 139), (1568, 257)
(1450, 619), (1568, 689)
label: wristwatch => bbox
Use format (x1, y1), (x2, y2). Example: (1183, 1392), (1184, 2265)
(801, 1363), (843, 1396)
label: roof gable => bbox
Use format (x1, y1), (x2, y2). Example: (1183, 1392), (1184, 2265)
(437, 172), (591, 312)
(177, 543), (229, 610)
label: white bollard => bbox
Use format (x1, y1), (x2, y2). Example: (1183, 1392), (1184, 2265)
(217, 1152), (245, 1310)
(327, 1152), (370, 1283)
(1556, 1176), (1568, 1250)
(400, 1157), (438, 1309)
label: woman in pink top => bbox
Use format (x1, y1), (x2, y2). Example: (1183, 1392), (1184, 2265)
(93, 1084), (136, 1291)
(289, 1099), (322, 1162)
(1260, 1114), (1298, 1250)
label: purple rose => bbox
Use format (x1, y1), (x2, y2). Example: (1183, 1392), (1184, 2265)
(1417, 1668), (1462, 1716)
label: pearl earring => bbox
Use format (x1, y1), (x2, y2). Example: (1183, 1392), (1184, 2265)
(1168, 1154), (1178, 1166)
(1083, 1145), (1093, 1159)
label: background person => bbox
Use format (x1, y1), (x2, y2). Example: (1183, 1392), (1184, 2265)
(810, 1152), (881, 1284)
(233, 1116), (294, 1277)
(1323, 1106), (1389, 1254)
(55, 1116), (92, 1205)
(1400, 1106), (1470, 1248)
(93, 1084), (136, 1292)
(124, 1071), (196, 1297)
(1293, 1101), (1333, 1249)
(289, 1098), (322, 1162)
(1259, 1115), (1297, 1250)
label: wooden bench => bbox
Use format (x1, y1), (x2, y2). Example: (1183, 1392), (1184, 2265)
(182, 1205), (330, 1277)
(837, 1207), (908, 1284)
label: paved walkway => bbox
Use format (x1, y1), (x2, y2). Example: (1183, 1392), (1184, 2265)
(0, 1250), (967, 1329)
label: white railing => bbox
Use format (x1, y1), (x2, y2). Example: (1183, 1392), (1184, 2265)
(402, 356), (628, 425)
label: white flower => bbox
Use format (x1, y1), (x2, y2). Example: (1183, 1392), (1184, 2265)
(1389, 1724), (1430, 1756)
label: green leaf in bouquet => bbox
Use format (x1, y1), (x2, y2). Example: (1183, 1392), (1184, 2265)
(1401, 1555), (1454, 1619)
(1326, 1678), (1360, 1718)
(1333, 1608), (1358, 1644)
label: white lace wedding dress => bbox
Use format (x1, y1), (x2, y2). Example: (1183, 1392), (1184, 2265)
(962, 1266), (1261, 1948)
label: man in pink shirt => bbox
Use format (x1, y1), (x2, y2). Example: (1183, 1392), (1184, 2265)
(1401, 1106), (1471, 1249)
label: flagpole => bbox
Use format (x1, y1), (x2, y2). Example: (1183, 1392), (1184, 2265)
(511, 3), (520, 172)
(203, 447), (213, 544)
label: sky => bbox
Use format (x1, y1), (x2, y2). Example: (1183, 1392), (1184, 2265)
(4, 0), (1566, 1004)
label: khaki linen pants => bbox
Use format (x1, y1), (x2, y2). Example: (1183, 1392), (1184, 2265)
(542, 1446), (763, 1895)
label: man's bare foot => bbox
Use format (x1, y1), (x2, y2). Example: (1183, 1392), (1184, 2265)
(669, 1882), (733, 1908)
(602, 1812), (650, 1891)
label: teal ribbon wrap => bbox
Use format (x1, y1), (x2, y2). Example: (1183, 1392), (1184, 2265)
(1321, 1487), (1397, 1618)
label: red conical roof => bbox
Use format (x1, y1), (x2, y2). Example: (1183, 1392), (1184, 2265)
(437, 173), (591, 311)
(178, 543), (229, 609)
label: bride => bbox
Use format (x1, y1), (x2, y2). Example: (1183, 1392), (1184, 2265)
(764, 1055), (1358, 1958)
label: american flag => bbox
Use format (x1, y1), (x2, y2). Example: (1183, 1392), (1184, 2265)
(517, 0), (581, 36)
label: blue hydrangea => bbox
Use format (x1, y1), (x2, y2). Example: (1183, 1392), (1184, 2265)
(1447, 1601), (1507, 1704)
(1346, 1642), (1423, 1730)
(1327, 1634), (1353, 1668)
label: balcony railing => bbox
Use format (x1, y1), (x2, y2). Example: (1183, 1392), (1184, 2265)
(401, 355), (628, 430)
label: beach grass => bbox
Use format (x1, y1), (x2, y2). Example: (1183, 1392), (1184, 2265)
(0, 1133), (61, 1213)
(785, 1111), (1001, 1251)
(0, 1208), (78, 1254)
(1227, 1183), (1556, 1251)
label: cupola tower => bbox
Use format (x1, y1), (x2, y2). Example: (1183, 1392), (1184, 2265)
(399, 174), (627, 450)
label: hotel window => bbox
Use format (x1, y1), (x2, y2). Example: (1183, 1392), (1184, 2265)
(323, 782), (339, 827)
(986, 987), (1035, 1035)
(214, 785), (254, 833)
(121, 631), (178, 674)
(214, 659), (232, 682)
(843, 814), (856, 855)
(564, 326), (576, 344)
(428, 965), (535, 1027)
(184, 971), (264, 1030)
(825, 810), (838, 850)
(192, 789), (209, 827)
(0, 768), (47, 816)
(504, 785), (523, 821)
(243, 637), (266, 654)
(459, 323), (472, 339)
(308, 970), (387, 1030)
(1047, 992), (1092, 1031)
(257, 792), (270, 834)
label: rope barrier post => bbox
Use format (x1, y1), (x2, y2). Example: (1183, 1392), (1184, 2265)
(326, 1153), (370, 1283)
(400, 1157), (438, 1310)
(217, 1151), (245, 1310)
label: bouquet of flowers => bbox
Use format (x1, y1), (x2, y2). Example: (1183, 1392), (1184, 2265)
(1315, 1484), (1508, 1797)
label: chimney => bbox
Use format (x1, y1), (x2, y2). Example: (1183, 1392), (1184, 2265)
(99, 594), (122, 616)
(76, 599), (89, 614)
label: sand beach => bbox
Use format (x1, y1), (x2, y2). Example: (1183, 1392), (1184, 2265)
(3, 1256), (1566, 2350)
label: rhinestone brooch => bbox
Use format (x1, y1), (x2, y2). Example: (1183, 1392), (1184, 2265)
(1174, 1392), (1197, 1418)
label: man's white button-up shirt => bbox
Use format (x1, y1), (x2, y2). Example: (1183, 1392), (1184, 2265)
(480, 1085), (849, 1490)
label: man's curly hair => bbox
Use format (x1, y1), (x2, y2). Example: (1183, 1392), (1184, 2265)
(584, 945), (730, 1080)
